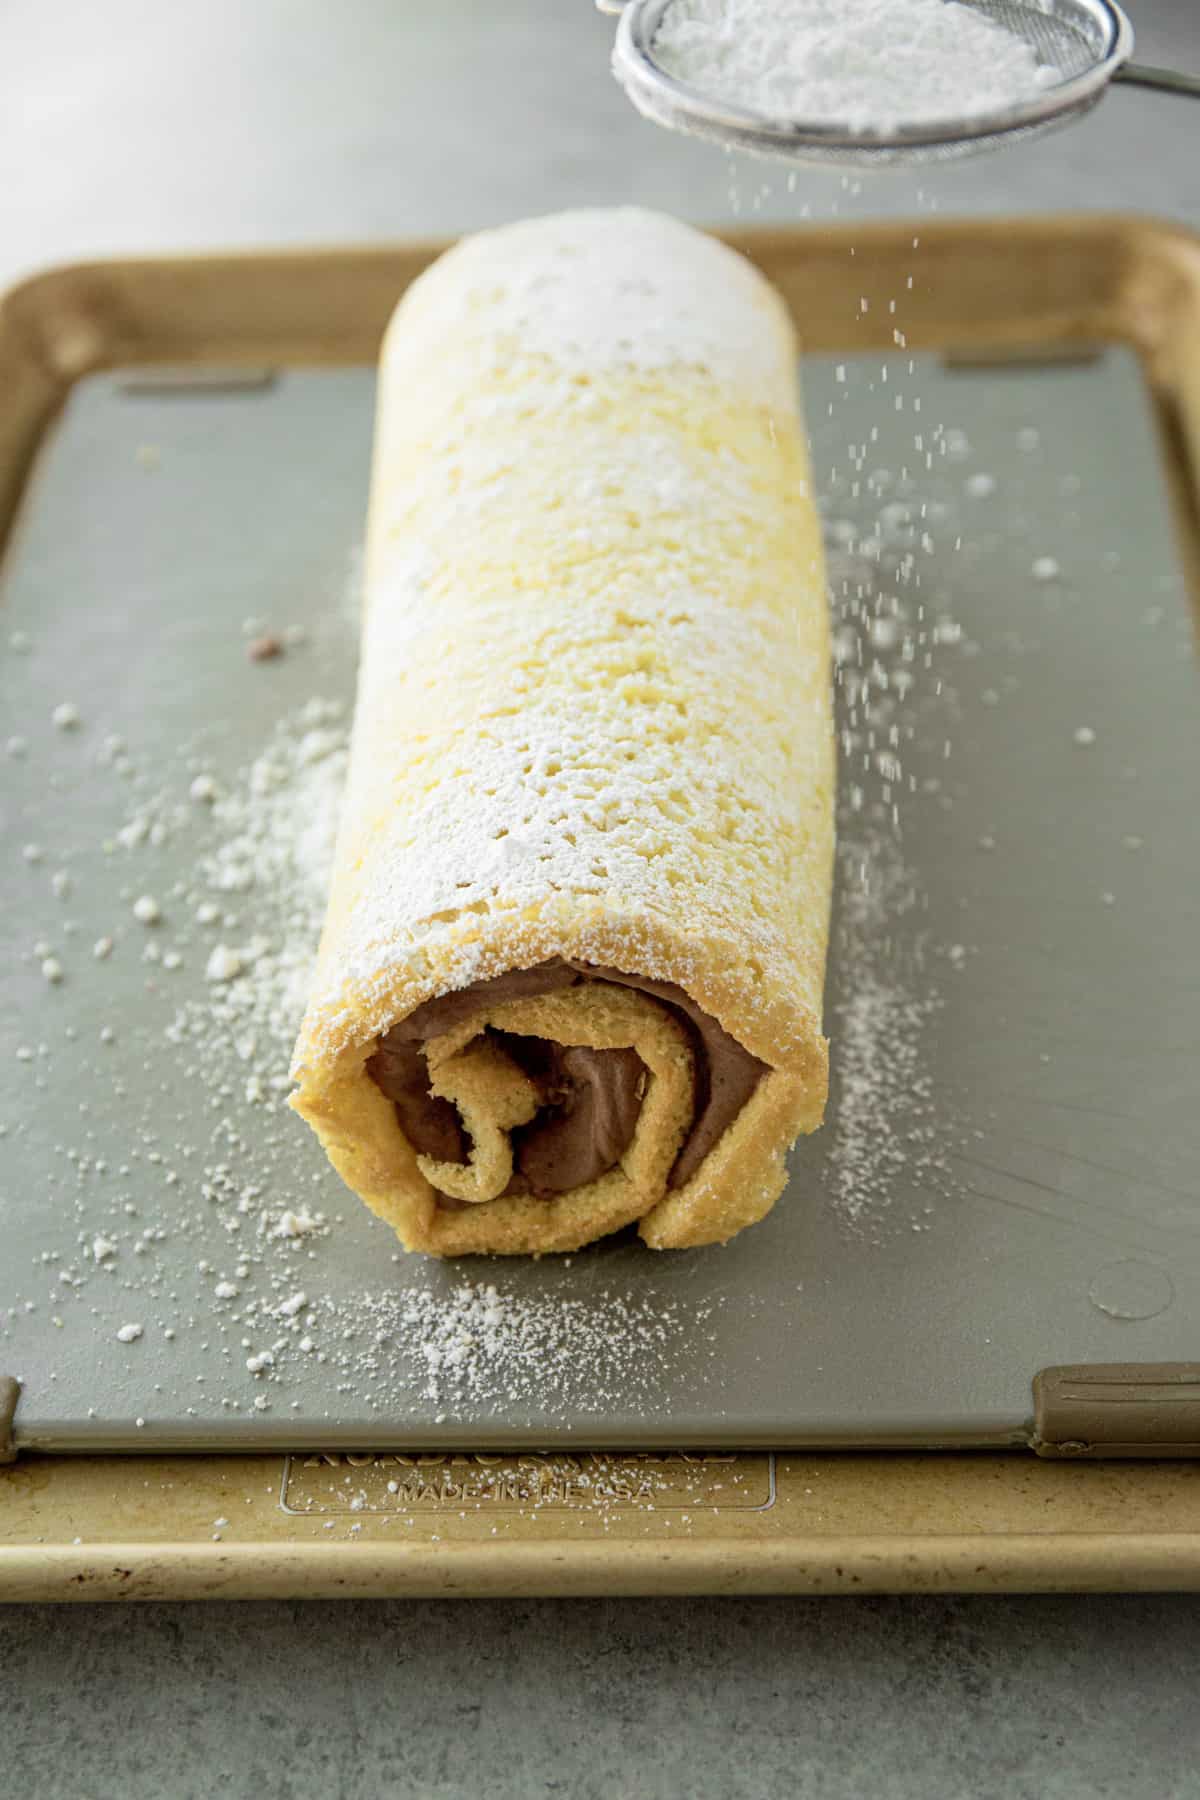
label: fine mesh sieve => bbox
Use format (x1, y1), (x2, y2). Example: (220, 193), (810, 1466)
(599, 0), (1200, 166)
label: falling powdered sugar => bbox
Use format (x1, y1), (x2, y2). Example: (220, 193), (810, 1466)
(825, 831), (943, 1231)
(818, 446), (972, 1234)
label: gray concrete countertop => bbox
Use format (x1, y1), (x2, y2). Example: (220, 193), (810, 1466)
(3, 2), (1200, 1795)
(5, 1593), (1200, 1799)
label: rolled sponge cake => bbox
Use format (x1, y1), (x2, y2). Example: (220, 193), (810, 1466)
(290, 207), (834, 1255)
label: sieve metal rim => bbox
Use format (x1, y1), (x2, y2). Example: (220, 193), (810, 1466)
(611, 0), (1135, 161)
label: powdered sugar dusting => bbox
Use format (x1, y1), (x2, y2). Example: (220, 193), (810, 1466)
(124, 696), (351, 1153)
(394, 207), (798, 404)
(296, 209), (831, 1081)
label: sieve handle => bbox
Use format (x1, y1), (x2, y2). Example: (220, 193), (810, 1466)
(1114, 63), (1200, 101)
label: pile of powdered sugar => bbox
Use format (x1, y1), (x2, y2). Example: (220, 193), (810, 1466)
(651, 0), (1061, 131)
(315, 1277), (725, 1419)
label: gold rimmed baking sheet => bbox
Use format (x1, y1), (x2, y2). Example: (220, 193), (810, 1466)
(2, 216), (1200, 1592)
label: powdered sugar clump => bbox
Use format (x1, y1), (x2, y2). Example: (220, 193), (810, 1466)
(650, 0), (1061, 132)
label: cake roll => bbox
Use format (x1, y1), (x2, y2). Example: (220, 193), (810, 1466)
(291, 207), (834, 1256)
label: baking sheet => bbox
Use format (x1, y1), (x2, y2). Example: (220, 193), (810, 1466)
(2, 331), (1198, 1453)
(6, 1448), (1200, 1600)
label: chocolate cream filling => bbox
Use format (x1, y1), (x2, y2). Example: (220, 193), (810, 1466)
(366, 961), (765, 1203)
